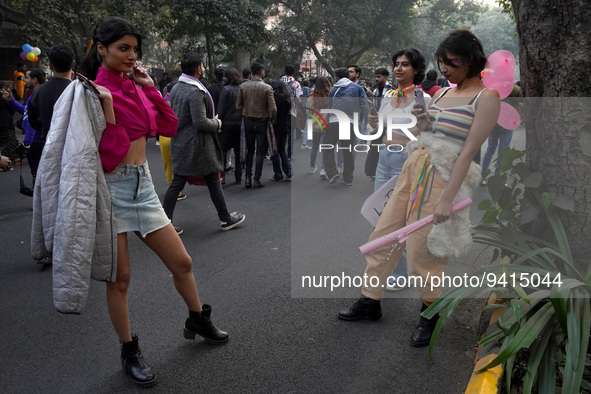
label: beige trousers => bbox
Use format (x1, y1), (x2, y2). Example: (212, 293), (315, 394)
(362, 144), (450, 304)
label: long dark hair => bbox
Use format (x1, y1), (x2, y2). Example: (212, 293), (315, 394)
(310, 76), (331, 98)
(309, 76), (332, 110)
(435, 29), (486, 78)
(224, 67), (241, 86)
(80, 16), (142, 80)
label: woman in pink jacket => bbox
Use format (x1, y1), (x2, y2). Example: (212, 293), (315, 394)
(81, 16), (229, 387)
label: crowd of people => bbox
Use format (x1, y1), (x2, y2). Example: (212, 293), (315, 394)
(2, 15), (511, 387)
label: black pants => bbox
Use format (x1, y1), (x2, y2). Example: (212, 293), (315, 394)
(220, 123), (242, 182)
(0, 128), (20, 161)
(270, 130), (292, 179)
(323, 122), (355, 183)
(163, 172), (230, 222)
(244, 118), (268, 180)
(28, 142), (44, 185)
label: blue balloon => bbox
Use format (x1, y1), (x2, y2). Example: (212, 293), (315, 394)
(22, 44), (33, 53)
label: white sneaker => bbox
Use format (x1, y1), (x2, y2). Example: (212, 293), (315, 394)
(319, 169), (328, 181)
(309, 166), (317, 174)
(300, 144), (307, 150)
(386, 276), (409, 291)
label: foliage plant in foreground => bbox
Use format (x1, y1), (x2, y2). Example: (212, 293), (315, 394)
(424, 148), (591, 393)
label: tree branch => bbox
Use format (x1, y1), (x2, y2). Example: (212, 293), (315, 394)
(0, 3), (39, 26)
(305, 32), (334, 77)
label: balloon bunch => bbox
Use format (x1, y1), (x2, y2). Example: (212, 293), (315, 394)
(20, 44), (42, 63)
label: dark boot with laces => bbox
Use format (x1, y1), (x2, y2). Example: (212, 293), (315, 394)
(410, 303), (439, 347)
(120, 335), (156, 387)
(184, 304), (230, 344)
(337, 297), (382, 321)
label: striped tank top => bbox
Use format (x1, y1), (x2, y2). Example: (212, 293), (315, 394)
(427, 87), (487, 153)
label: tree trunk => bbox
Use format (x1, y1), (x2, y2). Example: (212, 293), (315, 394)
(512, 0), (591, 260)
(204, 10), (215, 83)
(232, 47), (250, 73)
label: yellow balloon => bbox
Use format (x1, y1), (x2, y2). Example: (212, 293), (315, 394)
(26, 52), (35, 61)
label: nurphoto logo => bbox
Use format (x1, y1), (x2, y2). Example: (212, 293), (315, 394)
(304, 107), (418, 153)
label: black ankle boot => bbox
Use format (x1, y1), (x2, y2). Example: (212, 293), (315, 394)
(410, 303), (439, 347)
(337, 297), (382, 321)
(184, 304), (230, 344)
(245, 177), (252, 188)
(120, 335), (156, 386)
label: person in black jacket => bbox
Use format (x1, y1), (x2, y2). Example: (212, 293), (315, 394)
(217, 67), (243, 184)
(269, 80), (293, 181)
(0, 92), (19, 161)
(206, 66), (226, 109)
(27, 45), (75, 174)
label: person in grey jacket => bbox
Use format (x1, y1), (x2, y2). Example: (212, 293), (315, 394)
(163, 53), (245, 234)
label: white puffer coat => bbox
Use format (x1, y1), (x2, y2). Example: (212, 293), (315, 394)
(31, 79), (117, 314)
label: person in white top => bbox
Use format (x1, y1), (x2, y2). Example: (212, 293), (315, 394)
(367, 48), (430, 291)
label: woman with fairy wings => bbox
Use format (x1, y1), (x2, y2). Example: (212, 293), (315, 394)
(338, 29), (500, 348)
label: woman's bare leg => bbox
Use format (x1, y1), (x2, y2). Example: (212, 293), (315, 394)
(138, 224), (202, 311)
(106, 233), (133, 342)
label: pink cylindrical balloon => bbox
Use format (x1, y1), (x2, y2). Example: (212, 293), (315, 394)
(497, 101), (521, 130)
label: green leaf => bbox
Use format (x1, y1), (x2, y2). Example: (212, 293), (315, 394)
(541, 191), (556, 210)
(562, 288), (591, 393)
(478, 329), (505, 346)
(519, 200), (540, 225)
(550, 284), (569, 333)
(512, 285), (529, 303)
(504, 354), (516, 393)
(489, 248), (500, 265)
(581, 379), (591, 391)
(488, 174), (507, 201)
(543, 204), (575, 270)
(538, 329), (558, 394)
(522, 318), (557, 393)
(476, 302), (555, 373)
(496, 290), (551, 328)
(552, 193), (575, 212)
(481, 207), (499, 225)
(499, 147), (525, 163)
(478, 199), (494, 211)
(428, 297), (463, 360)
(523, 172), (543, 188)
(512, 162), (531, 180)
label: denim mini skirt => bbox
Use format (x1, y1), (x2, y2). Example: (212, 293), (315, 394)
(105, 161), (170, 237)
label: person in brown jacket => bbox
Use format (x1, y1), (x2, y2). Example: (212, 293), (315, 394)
(236, 62), (277, 188)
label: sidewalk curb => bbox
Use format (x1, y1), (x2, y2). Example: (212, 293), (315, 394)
(465, 256), (511, 393)
(464, 294), (506, 394)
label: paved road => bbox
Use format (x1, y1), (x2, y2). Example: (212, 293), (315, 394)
(0, 128), (524, 393)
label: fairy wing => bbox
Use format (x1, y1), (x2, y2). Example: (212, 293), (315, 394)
(482, 50), (521, 130)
